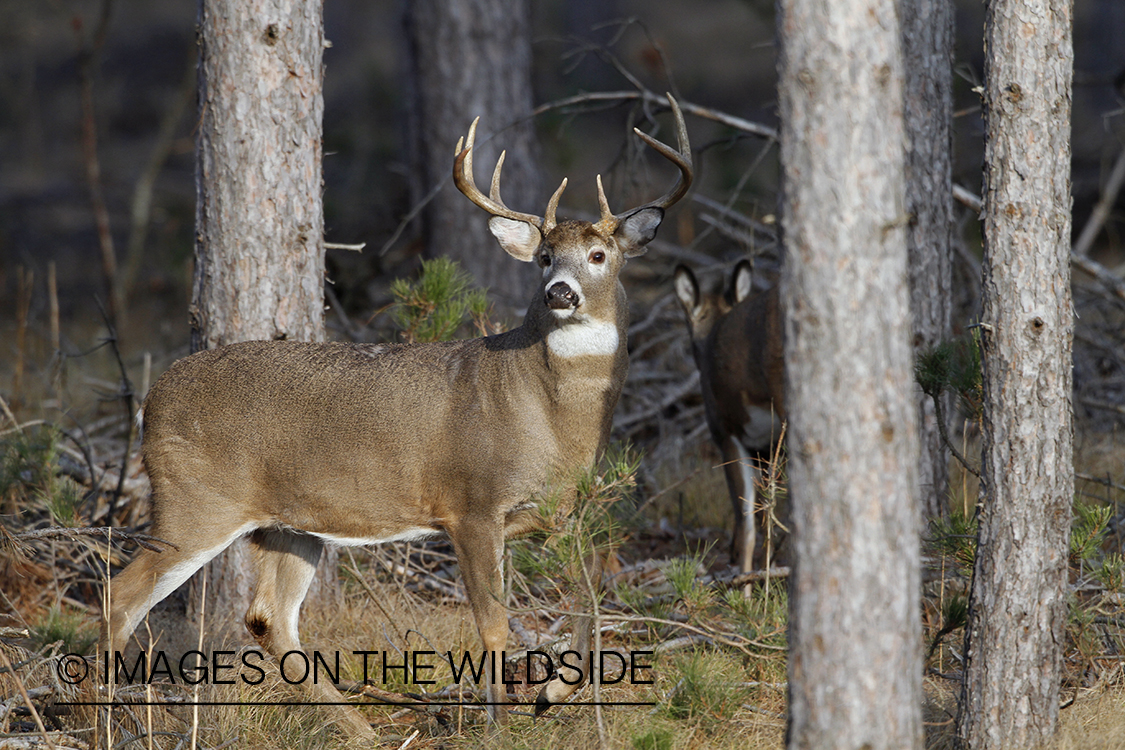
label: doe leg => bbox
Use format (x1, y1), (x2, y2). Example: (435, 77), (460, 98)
(721, 438), (759, 573)
(101, 525), (252, 658)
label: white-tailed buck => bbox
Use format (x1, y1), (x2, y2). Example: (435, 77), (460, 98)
(101, 98), (692, 738)
(674, 260), (784, 572)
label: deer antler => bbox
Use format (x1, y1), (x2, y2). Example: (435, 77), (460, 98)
(454, 118), (568, 234)
(455, 94), (691, 237)
(593, 93), (694, 236)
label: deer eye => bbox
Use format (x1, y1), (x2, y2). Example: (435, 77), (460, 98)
(589, 250), (606, 264)
(540, 252), (552, 267)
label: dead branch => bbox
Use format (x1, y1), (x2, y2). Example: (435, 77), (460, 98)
(533, 89), (777, 141)
(74, 0), (124, 325)
(719, 566), (792, 588)
(1073, 146), (1125, 258)
(9, 527), (175, 554)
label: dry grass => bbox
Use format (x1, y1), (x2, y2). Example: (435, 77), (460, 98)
(1058, 689), (1125, 750)
(5, 564), (786, 749)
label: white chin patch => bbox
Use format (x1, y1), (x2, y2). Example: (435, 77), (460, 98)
(547, 318), (619, 358)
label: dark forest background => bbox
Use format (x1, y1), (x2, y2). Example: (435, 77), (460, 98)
(1, 0), (1124, 454)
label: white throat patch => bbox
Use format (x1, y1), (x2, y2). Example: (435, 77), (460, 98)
(547, 318), (620, 358)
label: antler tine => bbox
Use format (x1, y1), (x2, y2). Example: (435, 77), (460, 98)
(488, 151), (507, 203)
(453, 119), (546, 229)
(543, 177), (568, 234)
(592, 175), (617, 236)
(623, 93), (694, 216)
(489, 149), (567, 234)
(596, 175), (613, 223)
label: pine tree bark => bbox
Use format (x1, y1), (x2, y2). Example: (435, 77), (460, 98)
(902, 0), (954, 521)
(777, 0), (922, 746)
(404, 0), (542, 314)
(187, 0), (337, 628)
(191, 0), (326, 350)
(955, 0), (1074, 746)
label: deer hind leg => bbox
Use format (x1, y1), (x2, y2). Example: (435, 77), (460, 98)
(101, 521), (255, 657)
(449, 518), (510, 725)
(243, 529), (374, 740)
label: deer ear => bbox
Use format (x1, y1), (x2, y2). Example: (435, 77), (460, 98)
(732, 259), (753, 304)
(615, 208), (664, 258)
(488, 216), (542, 262)
(673, 265), (700, 312)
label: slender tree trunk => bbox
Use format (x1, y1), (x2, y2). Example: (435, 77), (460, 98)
(404, 0), (542, 314)
(902, 0), (953, 521)
(777, 0), (922, 746)
(955, 0), (1074, 746)
(191, 0), (326, 350)
(187, 0), (337, 628)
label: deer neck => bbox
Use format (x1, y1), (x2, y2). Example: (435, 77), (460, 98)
(522, 280), (627, 375)
(477, 282), (628, 464)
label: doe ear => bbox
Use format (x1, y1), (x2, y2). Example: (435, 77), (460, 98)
(615, 207), (664, 258)
(488, 216), (542, 262)
(731, 259), (754, 304)
(673, 265), (700, 313)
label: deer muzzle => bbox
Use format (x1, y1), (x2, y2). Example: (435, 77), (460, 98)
(545, 281), (580, 311)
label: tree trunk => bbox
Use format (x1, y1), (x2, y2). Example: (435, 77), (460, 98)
(902, 0), (954, 521)
(955, 0), (1074, 746)
(777, 0), (922, 746)
(187, 0), (338, 630)
(404, 0), (542, 315)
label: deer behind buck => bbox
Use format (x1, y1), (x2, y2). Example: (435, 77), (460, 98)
(674, 259), (784, 572)
(101, 99), (692, 738)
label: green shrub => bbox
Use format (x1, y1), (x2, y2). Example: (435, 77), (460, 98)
(390, 257), (491, 343)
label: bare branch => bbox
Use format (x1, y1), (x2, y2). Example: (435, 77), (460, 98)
(533, 90), (777, 141)
(11, 527), (177, 553)
(1073, 146), (1125, 258)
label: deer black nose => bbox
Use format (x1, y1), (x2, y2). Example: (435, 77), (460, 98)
(546, 281), (579, 310)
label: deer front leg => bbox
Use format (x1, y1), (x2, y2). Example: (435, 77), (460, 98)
(450, 519), (510, 725)
(535, 551), (602, 715)
(720, 436), (760, 573)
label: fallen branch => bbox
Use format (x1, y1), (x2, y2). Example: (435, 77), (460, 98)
(720, 566), (792, 588)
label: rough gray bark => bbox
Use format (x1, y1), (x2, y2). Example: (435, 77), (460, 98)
(777, 0), (923, 746)
(902, 0), (954, 521)
(187, 0), (336, 626)
(955, 0), (1074, 746)
(191, 0), (326, 349)
(404, 0), (543, 314)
